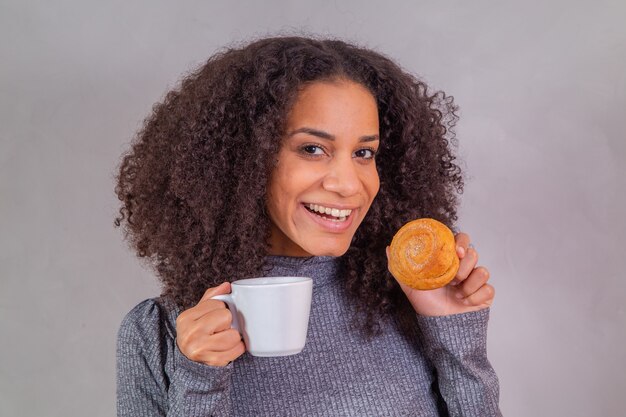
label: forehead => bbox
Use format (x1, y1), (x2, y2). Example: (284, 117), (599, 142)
(286, 80), (379, 130)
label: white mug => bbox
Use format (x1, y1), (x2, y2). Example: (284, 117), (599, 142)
(212, 276), (313, 357)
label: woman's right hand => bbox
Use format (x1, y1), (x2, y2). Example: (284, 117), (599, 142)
(175, 282), (246, 367)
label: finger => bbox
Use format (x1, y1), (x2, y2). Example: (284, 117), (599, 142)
(455, 266), (489, 298)
(217, 340), (247, 366)
(455, 247), (479, 282)
(204, 328), (243, 352)
(462, 283), (495, 307)
(385, 246), (393, 275)
(200, 282), (231, 302)
(197, 307), (234, 335)
(177, 307), (235, 350)
(178, 283), (232, 323)
(454, 232), (470, 258)
(178, 302), (233, 339)
(188, 328), (242, 354)
(201, 340), (246, 367)
(177, 298), (228, 324)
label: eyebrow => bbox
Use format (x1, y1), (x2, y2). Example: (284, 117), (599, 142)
(287, 127), (379, 142)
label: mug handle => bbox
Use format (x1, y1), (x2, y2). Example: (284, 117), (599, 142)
(210, 294), (240, 332)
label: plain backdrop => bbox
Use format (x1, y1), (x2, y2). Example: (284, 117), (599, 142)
(1, 1), (625, 416)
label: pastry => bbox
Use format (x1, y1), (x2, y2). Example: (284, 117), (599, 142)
(388, 218), (459, 290)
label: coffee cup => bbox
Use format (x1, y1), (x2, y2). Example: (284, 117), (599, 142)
(212, 276), (313, 357)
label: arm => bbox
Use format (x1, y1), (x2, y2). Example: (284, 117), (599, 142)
(116, 299), (235, 416)
(386, 231), (502, 415)
(416, 308), (501, 417)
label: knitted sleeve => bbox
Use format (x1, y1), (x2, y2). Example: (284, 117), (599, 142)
(416, 308), (502, 417)
(116, 299), (234, 416)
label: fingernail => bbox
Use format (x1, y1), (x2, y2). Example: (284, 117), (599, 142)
(455, 291), (464, 299)
(457, 246), (465, 257)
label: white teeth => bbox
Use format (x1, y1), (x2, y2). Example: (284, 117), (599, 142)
(306, 203), (353, 220)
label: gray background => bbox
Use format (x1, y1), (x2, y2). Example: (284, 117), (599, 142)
(1, 0), (624, 416)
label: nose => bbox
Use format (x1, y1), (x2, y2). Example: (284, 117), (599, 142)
(322, 156), (361, 197)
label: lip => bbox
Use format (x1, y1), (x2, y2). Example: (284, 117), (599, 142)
(302, 202), (359, 210)
(300, 203), (357, 232)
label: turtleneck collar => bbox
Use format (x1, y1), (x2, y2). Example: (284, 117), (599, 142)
(262, 255), (342, 289)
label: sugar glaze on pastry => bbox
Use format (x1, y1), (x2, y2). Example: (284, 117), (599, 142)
(388, 218), (459, 290)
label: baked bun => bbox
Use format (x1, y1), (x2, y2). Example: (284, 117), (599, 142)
(388, 218), (459, 290)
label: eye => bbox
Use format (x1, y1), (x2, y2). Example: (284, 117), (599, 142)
(354, 148), (377, 160)
(299, 144), (326, 156)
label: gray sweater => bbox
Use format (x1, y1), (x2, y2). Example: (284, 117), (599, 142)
(117, 255), (501, 416)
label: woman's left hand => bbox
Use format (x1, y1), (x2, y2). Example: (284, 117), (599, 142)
(386, 232), (495, 316)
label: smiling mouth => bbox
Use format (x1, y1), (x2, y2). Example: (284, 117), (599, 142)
(303, 203), (353, 222)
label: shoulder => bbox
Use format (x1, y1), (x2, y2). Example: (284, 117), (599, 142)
(117, 298), (179, 350)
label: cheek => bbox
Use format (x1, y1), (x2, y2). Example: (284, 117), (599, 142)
(278, 163), (320, 199)
(266, 176), (282, 221)
(268, 193), (288, 224)
(267, 172), (297, 222)
(365, 168), (380, 199)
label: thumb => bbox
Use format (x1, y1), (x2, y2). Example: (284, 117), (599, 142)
(200, 281), (231, 302)
(385, 246), (395, 276)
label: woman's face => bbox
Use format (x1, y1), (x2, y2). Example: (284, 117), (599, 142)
(266, 79), (380, 257)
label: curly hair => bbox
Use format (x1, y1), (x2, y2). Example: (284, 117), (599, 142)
(115, 35), (463, 337)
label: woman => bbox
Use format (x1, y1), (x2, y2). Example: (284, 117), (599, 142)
(115, 36), (501, 416)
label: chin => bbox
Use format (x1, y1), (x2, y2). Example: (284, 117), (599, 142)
(306, 242), (350, 257)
